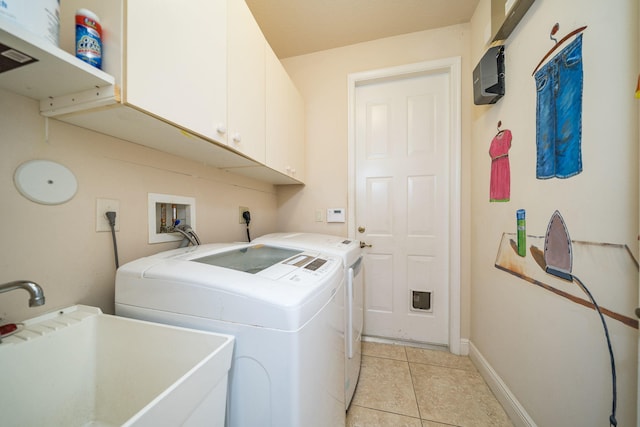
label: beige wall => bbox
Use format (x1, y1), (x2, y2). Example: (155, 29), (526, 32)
(0, 88), (279, 321)
(280, 23), (473, 339)
(469, 0), (638, 425)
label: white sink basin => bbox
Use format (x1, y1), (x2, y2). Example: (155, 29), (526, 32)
(0, 305), (234, 427)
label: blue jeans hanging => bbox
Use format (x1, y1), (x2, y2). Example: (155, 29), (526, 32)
(534, 34), (583, 179)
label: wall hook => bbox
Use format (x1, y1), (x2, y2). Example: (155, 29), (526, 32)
(550, 23), (560, 44)
(533, 24), (587, 75)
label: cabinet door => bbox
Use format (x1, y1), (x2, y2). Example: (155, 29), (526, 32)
(265, 46), (305, 181)
(227, 0), (265, 162)
(124, 0), (227, 143)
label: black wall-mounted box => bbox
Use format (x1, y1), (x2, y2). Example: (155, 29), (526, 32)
(473, 45), (505, 105)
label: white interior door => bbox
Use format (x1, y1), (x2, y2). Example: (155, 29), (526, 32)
(355, 70), (451, 345)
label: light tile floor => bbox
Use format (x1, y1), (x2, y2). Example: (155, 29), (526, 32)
(346, 341), (513, 427)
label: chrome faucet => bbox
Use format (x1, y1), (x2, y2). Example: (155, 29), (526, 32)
(0, 281), (45, 343)
(0, 280), (45, 307)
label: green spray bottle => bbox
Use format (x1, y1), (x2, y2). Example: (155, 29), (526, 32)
(516, 209), (526, 257)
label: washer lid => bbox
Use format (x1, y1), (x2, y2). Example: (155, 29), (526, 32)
(14, 160), (78, 205)
(193, 245), (304, 274)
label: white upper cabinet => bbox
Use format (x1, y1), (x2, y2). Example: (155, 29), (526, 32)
(0, 0), (305, 185)
(227, 0), (266, 163)
(265, 45), (305, 181)
(124, 0), (228, 143)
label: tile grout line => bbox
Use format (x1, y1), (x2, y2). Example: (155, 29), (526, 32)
(405, 346), (466, 427)
(349, 403), (423, 423)
(357, 346), (427, 423)
(361, 342), (509, 427)
(404, 345), (424, 423)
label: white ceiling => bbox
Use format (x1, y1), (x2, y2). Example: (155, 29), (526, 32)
(245, 0), (480, 59)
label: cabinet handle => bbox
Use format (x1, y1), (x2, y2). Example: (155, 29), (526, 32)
(216, 124), (227, 135)
(232, 132), (242, 143)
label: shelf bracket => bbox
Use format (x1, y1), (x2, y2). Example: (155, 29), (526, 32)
(40, 84), (120, 117)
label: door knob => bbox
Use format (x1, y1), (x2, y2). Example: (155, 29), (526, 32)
(358, 226), (365, 233)
(635, 307), (640, 319)
(360, 241), (372, 249)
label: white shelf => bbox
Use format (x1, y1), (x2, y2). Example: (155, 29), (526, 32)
(0, 17), (114, 100)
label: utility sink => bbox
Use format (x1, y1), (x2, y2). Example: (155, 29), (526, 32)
(0, 305), (234, 426)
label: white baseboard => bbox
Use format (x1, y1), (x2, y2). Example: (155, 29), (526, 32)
(469, 341), (537, 427)
(459, 338), (470, 356)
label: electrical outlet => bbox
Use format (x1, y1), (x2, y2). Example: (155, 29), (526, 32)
(96, 198), (120, 232)
(239, 206), (250, 224)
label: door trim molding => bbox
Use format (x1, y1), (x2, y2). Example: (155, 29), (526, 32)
(347, 57), (462, 354)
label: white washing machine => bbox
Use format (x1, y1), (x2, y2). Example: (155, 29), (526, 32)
(115, 243), (345, 427)
(253, 233), (363, 409)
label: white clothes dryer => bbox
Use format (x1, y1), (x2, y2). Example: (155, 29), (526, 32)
(115, 243), (345, 427)
(253, 233), (363, 409)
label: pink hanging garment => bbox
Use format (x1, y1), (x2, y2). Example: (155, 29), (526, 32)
(489, 129), (512, 202)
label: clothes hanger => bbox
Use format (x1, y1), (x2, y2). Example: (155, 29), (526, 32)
(532, 23), (587, 75)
